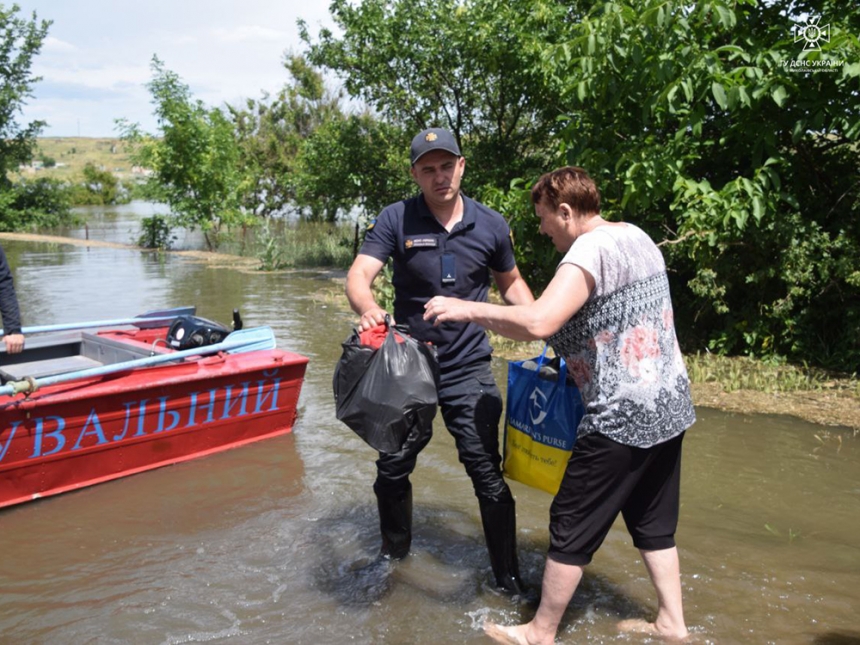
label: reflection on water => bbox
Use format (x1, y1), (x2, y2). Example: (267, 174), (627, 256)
(0, 219), (858, 644)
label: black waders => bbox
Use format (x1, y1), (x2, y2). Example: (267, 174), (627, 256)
(375, 482), (413, 560)
(479, 498), (526, 596)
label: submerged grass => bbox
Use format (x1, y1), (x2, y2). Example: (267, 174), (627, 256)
(685, 351), (859, 397)
(253, 220), (355, 270)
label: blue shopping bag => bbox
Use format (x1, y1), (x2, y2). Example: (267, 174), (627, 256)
(503, 346), (585, 495)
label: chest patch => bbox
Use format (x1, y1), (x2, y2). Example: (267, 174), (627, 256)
(405, 237), (439, 249)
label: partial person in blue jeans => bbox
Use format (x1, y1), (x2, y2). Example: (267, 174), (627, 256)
(0, 244), (25, 354)
(424, 166), (696, 642)
(345, 127), (534, 595)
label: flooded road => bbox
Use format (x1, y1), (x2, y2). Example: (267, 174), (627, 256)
(1, 210), (858, 644)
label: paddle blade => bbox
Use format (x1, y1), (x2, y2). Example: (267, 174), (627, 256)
(222, 326), (277, 353)
(134, 306), (197, 329)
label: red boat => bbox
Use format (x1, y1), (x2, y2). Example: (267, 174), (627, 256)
(0, 309), (308, 509)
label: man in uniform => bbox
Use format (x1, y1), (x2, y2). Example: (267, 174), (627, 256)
(345, 127), (534, 595)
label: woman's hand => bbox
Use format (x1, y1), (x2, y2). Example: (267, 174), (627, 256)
(423, 296), (471, 326)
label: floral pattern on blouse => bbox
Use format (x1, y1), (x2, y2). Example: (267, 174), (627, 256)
(547, 226), (695, 448)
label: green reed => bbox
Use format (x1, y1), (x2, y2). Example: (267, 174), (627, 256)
(254, 220), (355, 270)
(685, 351), (858, 396)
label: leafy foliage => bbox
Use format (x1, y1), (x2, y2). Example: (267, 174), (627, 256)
(118, 57), (252, 250)
(228, 55), (346, 220)
(66, 162), (129, 205)
(137, 214), (176, 250)
(0, 4), (71, 230)
(0, 178), (74, 231)
(299, 0), (569, 192)
(490, 0), (859, 371)
(0, 3), (49, 185)
(301, 0), (859, 371)
(294, 113), (414, 223)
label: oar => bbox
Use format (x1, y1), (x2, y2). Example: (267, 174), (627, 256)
(0, 306), (197, 337)
(0, 326), (277, 397)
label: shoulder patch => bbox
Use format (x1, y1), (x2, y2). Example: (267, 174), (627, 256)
(366, 218), (377, 231)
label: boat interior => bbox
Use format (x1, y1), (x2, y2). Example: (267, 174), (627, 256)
(0, 331), (168, 383)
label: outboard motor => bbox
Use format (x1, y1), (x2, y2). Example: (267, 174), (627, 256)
(167, 315), (232, 350)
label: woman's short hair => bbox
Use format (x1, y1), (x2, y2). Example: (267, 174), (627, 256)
(531, 166), (601, 215)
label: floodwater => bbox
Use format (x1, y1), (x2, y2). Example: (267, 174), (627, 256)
(1, 205), (858, 645)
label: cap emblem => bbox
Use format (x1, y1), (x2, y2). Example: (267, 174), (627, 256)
(425, 133), (438, 142)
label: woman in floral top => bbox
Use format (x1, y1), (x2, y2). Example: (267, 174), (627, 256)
(424, 166), (695, 644)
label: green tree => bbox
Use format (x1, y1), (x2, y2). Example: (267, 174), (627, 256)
(301, 0), (860, 370)
(118, 57), (251, 251)
(0, 4), (72, 231)
(294, 112), (414, 223)
(506, 0), (860, 370)
(69, 162), (125, 205)
(299, 0), (571, 194)
(0, 178), (72, 231)
(229, 55), (345, 220)
(0, 3), (49, 186)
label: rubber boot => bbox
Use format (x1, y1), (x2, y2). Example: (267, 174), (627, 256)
(479, 498), (527, 596)
(375, 482), (413, 560)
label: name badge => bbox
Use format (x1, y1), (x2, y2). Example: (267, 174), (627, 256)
(441, 252), (456, 285)
(405, 237), (438, 249)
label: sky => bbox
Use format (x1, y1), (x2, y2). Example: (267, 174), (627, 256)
(12, 0), (337, 138)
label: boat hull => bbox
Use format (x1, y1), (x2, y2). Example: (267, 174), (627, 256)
(0, 328), (308, 509)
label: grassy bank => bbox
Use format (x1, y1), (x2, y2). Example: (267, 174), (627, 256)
(15, 137), (132, 182)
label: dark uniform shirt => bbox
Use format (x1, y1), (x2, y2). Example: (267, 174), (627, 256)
(359, 193), (516, 372)
(0, 244), (22, 336)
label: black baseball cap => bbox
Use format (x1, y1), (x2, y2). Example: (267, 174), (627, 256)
(410, 128), (461, 165)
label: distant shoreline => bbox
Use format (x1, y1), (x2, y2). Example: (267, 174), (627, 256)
(20, 137), (134, 182)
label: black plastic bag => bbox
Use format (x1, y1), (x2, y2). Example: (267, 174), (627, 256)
(333, 322), (439, 454)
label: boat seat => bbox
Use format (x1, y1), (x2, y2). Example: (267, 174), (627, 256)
(0, 355), (104, 382)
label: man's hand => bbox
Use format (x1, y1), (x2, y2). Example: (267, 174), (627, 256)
(3, 333), (24, 354)
(358, 307), (393, 331)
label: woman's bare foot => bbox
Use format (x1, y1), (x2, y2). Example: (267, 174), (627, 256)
(618, 618), (659, 635)
(618, 618), (689, 640)
(483, 622), (533, 645)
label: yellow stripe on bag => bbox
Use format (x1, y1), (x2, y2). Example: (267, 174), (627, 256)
(503, 423), (569, 495)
